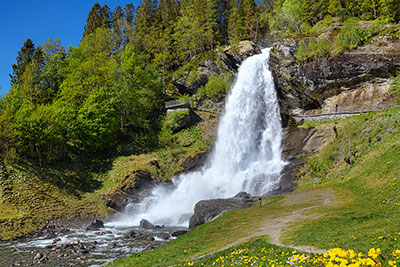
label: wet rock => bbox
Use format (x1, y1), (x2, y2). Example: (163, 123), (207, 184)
(189, 198), (255, 229)
(171, 230), (188, 237)
(86, 219), (104, 230)
(218, 41), (261, 72)
(139, 219), (164, 229)
(140, 219), (155, 229)
(144, 245), (155, 251)
(156, 233), (170, 240)
(34, 253), (44, 260)
(94, 230), (112, 236)
(124, 230), (137, 239)
(103, 171), (164, 212)
(45, 233), (58, 239)
(233, 192), (252, 199)
(133, 233), (155, 241)
(53, 238), (61, 243)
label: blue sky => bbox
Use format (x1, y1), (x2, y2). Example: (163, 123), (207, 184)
(0, 0), (139, 96)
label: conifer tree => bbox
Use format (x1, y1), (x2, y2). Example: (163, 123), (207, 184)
(83, 3), (102, 37)
(100, 4), (112, 28)
(133, 0), (155, 53)
(112, 6), (124, 50)
(124, 3), (135, 46)
(239, 0), (258, 40)
(10, 39), (36, 86)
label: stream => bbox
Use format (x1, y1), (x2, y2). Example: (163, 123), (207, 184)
(0, 224), (186, 266)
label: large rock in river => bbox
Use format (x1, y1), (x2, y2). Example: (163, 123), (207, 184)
(189, 194), (255, 229)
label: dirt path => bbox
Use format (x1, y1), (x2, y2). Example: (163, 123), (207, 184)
(213, 188), (338, 255)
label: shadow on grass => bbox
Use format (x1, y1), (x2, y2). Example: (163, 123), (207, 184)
(10, 153), (114, 198)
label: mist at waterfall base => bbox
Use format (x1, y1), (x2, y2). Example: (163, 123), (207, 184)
(108, 48), (285, 228)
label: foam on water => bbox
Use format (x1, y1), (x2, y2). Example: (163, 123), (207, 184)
(109, 48), (285, 227)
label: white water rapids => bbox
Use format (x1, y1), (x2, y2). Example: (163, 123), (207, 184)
(109, 48), (285, 228)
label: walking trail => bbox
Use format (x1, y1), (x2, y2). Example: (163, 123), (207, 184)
(208, 188), (338, 256)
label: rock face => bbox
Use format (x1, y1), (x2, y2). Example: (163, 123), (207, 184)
(166, 109), (202, 133)
(103, 171), (165, 212)
(189, 194), (255, 229)
(270, 39), (400, 121)
(175, 41), (261, 94)
(270, 38), (400, 193)
(218, 41), (262, 72)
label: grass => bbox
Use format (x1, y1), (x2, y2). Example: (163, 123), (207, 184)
(295, 18), (400, 61)
(109, 195), (316, 267)
(283, 106), (400, 254)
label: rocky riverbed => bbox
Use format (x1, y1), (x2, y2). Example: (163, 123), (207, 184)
(0, 220), (187, 266)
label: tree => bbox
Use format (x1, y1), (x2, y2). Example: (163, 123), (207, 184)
(124, 3), (135, 45)
(239, 0), (258, 40)
(132, 0), (156, 53)
(83, 3), (102, 37)
(112, 6), (124, 50)
(10, 39), (36, 85)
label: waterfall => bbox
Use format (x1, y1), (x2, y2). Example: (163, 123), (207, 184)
(110, 48), (285, 227)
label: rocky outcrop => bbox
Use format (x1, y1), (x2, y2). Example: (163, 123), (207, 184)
(166, 109), (202, 133)
(86, 219), (104, 230)
(218, 41), (262, 72)
(270, 39), (400, 121)
(271, 37), (400, 192)
(103, 171), (165, 212)
(175, 41), (261, 94)
(189, 193), (255, 229)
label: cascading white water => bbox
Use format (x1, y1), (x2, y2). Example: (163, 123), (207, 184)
(110, 48), (285, 227)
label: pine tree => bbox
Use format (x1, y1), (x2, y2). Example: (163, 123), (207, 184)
(10, 39), (36, 86)
(100, 4), (112, 28)
(132, 0), (154, 53)
(239, 0), (258, 40)
(112, 6), (124, 50)
(83, 3), (102, 37)
(124, 3), (135, 46)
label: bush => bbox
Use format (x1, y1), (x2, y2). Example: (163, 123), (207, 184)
(164, 110), (189, 132)
(296, 38), (332, 61)
(198, 72), (232, 101)
(335, 19), (367, 53)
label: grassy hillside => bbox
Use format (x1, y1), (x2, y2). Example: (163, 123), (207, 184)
(109, 104), (400, 266)
(0, 111), (217, 240)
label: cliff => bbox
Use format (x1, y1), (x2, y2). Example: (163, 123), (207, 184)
(270, 36), (400, 193)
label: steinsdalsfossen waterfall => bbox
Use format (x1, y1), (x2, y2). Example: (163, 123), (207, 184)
(112, 48), (285, 227)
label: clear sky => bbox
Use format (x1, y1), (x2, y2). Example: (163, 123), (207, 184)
(0, 0), (139, 96)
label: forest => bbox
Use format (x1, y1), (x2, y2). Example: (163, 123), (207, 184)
(0, 0), (399, 166)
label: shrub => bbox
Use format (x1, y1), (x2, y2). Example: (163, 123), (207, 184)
(335, 19), (367, 53)
(198, 72), (232, 101)
(295, 38), (332, 61)
(164, 110), (189, 132)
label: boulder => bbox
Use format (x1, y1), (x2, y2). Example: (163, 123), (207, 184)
(156, 233), (170, 240)
(233, 192), (252, 199)
(133, 233), (155, 241)
(86, 219), (104, 230)
(124, 230), (137, 239)
(189, 197), (255, 229)
(140, 219), (155, 230)
(171, 230), (188, 237)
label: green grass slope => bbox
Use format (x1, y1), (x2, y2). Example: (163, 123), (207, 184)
(110, 105), (400, 267)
